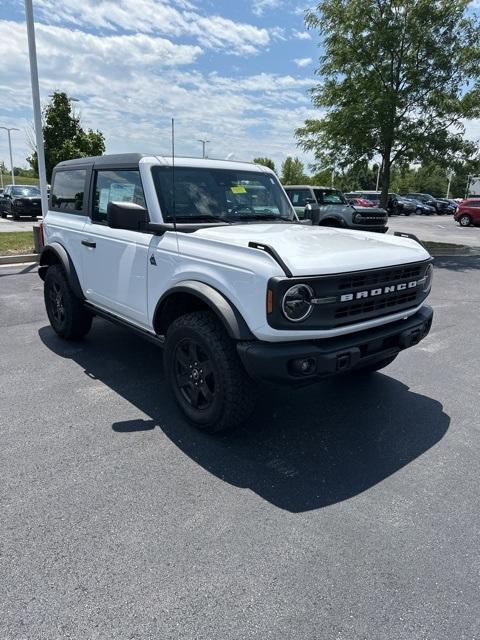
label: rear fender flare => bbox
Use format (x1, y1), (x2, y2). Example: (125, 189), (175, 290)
(39, 243), (84, 299)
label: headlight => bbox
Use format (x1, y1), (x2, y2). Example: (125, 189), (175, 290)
(282, 284), (314, 322)
(423, 264), (433, 293)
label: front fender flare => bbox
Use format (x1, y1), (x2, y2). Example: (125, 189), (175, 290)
(39, 243), (84, 299)
(154, 281), (255, 341)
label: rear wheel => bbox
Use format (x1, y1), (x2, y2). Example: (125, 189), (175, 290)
(355, 354), (397, 374)
(459, 214), (472, 227)
(44, 264), (92, 340)
(164, 311), (256, 433)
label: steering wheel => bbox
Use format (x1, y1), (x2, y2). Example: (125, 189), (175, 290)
(231, 206), (256, 215)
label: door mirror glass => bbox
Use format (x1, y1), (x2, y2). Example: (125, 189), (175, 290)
(107, 201), (149, 231)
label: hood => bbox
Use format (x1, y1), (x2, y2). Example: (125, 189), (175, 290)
(193, 223), (430, 277)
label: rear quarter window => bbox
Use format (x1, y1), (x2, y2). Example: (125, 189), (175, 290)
(51, 169), (87, 213)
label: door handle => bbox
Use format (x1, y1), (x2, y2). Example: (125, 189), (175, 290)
(81, 240), (96, 248)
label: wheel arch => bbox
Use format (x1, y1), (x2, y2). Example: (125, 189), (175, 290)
(39, 243), (84, 299)
(319, 216), (346, 228)
(153, 281), (255, 341)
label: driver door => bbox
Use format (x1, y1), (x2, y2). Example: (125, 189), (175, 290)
(82, 167), (151, 327)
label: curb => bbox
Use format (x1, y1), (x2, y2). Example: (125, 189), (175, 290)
(0, 253), (38, 266)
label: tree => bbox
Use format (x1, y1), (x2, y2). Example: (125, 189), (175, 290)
(27, 92), (105, 181)
(280, 156), (308, 184)
(296, 0), (480, 206)
(253, 157), (276, 173)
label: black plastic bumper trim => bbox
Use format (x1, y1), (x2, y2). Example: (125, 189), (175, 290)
(237, 306), (433, 385)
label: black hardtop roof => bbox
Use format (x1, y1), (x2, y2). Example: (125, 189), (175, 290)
(56, 153), (146, 168)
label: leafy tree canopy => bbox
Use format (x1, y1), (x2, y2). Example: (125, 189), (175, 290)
(27, 91), (105, 181)
(253, 157), (276, 173)
(296, 0), (480, 205)
(280, 156), (308, 184)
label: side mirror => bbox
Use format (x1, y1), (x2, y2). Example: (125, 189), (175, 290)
(304, 202), (321, 225)
(304, 197), (316, 205)
(107, 201), (149, 231)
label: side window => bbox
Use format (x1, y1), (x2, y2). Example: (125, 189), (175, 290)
(285, 189), (311, 206)
(51, 169), (87, 213)
(93, 169), (146, 224)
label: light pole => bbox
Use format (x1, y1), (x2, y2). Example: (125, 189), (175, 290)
(375, 160), (382, 192)
(197, 139), (210, 158)
(24, 0), (48, 217)
(0, 127), (20, 186)
(446, 168), (454, 199)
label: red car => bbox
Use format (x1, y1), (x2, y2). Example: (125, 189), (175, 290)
(454, 199), (480, 226)
(347, 196), (375, 208)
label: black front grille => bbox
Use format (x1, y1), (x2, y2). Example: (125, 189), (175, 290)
(338, 264), (422, 290)
(335, 290), (417, 321)
(357, 216), (387, 226)
(267, 260), (432, 331)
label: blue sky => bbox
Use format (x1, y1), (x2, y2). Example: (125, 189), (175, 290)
(0, 0), (321, 172)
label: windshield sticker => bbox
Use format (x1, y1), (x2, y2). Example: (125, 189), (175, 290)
(231, 186), (247, 194)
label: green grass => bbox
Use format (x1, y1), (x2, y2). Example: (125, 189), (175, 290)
(0, 231), (35, 255)
(1, 176), (40, 187)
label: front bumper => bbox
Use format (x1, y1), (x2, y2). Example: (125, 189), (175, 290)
(237, 305), (433, 385)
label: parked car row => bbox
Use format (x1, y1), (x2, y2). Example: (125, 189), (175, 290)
(344, 190), (457, 216)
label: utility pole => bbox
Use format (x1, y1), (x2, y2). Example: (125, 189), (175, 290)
(446, 168), (454, 199)
(24, 0), (48, 217)
(375, 160), (382, 192)
(0, 127), (20, 185)
(197, 139), (210, 159)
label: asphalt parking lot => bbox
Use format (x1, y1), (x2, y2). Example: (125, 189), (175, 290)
(1, 258), (480, 639)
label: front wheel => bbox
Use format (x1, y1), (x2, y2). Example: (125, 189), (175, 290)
(459, 214), (472, 227)
(164, 311), (256, 433)
(44, 264), (92, 340)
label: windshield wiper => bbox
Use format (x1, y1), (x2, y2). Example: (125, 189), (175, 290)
(167, 214), (228, 223)
(230, 214), (289, 221)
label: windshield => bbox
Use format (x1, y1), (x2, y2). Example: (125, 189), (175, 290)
(314, 188), (347, 205)
(11, 187), (40, 197)
(152, 167), (295, 223)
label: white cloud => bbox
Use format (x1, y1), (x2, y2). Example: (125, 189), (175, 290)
(292, 29), (311, 40)
(34, 0), (272, 56)
(294, 57), (313, 68)
(251, 0), (283, 17)
(0, 19), (317, 171)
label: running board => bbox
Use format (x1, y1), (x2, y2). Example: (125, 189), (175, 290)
(84, 303), (165, 346)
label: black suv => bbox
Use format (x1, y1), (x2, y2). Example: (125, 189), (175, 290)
(1, 185), (42, 219)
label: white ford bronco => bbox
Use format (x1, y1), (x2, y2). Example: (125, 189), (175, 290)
(39, 154), (433, 432)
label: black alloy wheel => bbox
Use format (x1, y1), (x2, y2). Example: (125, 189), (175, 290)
(174, 337), (216, 412)
(47, 279), (66, 330)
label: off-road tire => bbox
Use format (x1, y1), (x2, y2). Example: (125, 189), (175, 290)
(355, 354), (398, 374)
(459, 214), (472, 227)
(0, 211), (6, 218)
(44, 264), (92, 340)
(164, 311), (256, 433)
